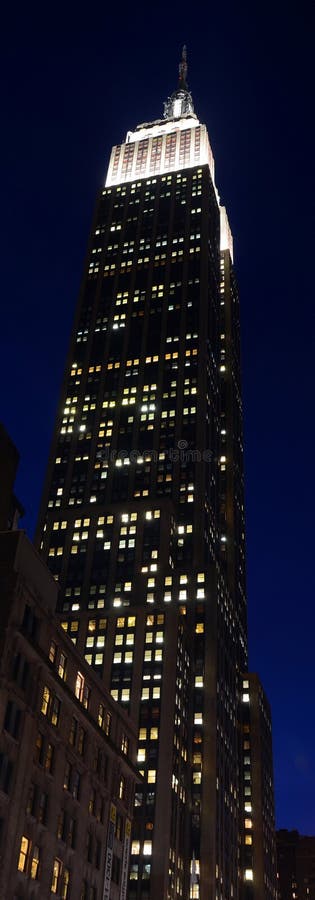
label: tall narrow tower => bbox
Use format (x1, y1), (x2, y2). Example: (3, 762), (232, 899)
(36, 48), (248, 900)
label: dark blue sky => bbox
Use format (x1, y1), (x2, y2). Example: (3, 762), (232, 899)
(1, 1), (315, 832)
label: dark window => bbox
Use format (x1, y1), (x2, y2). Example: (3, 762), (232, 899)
(0, 753), (13, 794)
(57, 810), (65, 839)
(69, 716), (78, 747)
(22, 604), (38, 639)
(26, 782), (36, 816)
(95, 839), (101, 870)
(45, 742), (54, 773)
(4, 701), (21, 739)
(112, 854), (121, 884)
(51, 696), (61, 727)
(87, 832), (93, 863)
(72, 770), (81, 801)
(38, 790), (48, 825)
(78, 726), (86, 756)
(115, 813), (123, 841)
(12, 652), (30, 689)
(63, 761), (71, 791)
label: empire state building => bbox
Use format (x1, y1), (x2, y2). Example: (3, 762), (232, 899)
(36, 48), (273, 900)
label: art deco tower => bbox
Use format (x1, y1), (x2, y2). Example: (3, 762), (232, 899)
(36, 48), (248, 900)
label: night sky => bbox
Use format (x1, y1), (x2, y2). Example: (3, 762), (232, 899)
(1, 1), (315, 833)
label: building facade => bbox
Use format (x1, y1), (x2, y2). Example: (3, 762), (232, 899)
(0, 529), (138, 899)
(0, 423), (24, 531)
(35, 48), (272, 900)
(240, 674), (276, 900)
(277, 831), (315, 900)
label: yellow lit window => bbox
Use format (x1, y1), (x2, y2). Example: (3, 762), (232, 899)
(51, 858), (62, 893)
(132, 841), (140, 855)
(194, 713), (203, 725)
(58, 653), (67, 680)
(30, 845), (40, 879)
(41, 685), (51, 716)
(49, 641), (57, 663)
(18, 836), (30, 872)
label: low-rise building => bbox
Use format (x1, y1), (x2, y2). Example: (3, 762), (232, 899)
(277, 830), (315, 900)
(0, 528), (138, 899)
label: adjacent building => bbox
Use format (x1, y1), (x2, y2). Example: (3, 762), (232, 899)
(0, 454), (139, 898)
(34, 47), (275, 900)
(240, 674), (276, 900)
(277, 831), (315, 900)
(0, 423), (24, 530)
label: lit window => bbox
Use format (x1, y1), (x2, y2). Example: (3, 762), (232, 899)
(138, 748), (146, 762)
(41, 685), (51, 716)
(119, 776), (125, 799)
(132, 841), (140, 855)
(143, 841), (152, 856)
(75, 672), (90, 707)
(30, 845), (40, 880)
(18, 836), (30, 872)
(75, 672), (84, 700)
(51, 858), (62, 893)
(121, 733), (129, 755)
(61, 868), (70, 899)
(245, 869), (253, 881)
(98, 704), (111, 735)
(194, 713), (203, 725)
(49, 641), (57, 663)
(58, 653), (67, 680)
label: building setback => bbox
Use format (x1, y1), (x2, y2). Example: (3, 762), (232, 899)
(35, 47), (275, 900)
(0, 529), (138, 899)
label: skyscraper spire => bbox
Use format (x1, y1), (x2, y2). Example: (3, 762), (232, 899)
(178, 44), (188, 90)
(164, 43), (195, 120)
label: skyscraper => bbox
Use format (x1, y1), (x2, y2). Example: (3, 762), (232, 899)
(36, 48), (256, 900)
